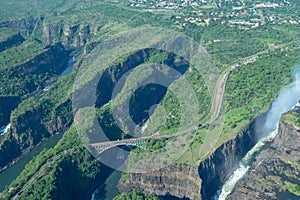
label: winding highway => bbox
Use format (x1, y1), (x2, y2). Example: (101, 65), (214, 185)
(88, 57), (245, 154)
(12, 41), (296, 197)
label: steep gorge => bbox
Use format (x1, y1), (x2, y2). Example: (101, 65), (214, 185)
(117, 69), (300, 200)
(118, 118), (260, 200)
(199, 120), (258, 199)
(228, 106), (300, 199)
(0, 44), (72, 170)
(0, 47), (188, 198)
(0, 17), (88, 170)
(1, 17), (298, 199)
(0, 47), (183, 172)
(0, 17), (91, 48)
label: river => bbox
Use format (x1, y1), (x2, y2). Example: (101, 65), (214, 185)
(0, 123), (10, 136)
(216, 130), (278, 200)
(217, 71), (300, 200)
(0, 132), (63, 192)
(60, 54), (76, 77)
(91, 167), (187, 200)
(91, 169), (122, 200)
(0, 53), (76, 192)
(92, 72), (300, 200)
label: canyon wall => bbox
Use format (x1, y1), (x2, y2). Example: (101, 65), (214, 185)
(0, 17), (92, 48)
(228, 107), (300, 199)
(118, 119), (259, 200)
(199, 120), (258, 199)
(118, 162), (202, 199)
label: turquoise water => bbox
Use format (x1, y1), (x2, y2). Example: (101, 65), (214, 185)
(277, 191), (300, 200)
(0, 53), (76, 192)
(60, 56), (75, 77)
(218, 72), (300, 199)
(92, 170), (122, 200)
(0, 133), (63, 192)
(253, 8), (258, 15)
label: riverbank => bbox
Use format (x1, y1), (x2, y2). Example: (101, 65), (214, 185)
(228, 106), (300, 199)
(115, 70), (300, 200)
(218, 71), (300, 199)
(0, 52), (77, 191)
(0, 132), (63, 192)
(0, 123), (10, 136)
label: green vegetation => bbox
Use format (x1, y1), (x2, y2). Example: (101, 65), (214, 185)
(0, 31), (24, 52)
(201, 23), (298, 67)
(96, 104), (124, 140)
(10, 70), (75, 121)
(0, 71), (74, 169)
(221, 48), (300, 140)
(0, 28), (18, 43)
(284, 181), (300, 196)
(0, 39), (46, 70)
(0, 0), (299, 198)
(152, 67), (211, 135)
(114, 189), (160, 200)
(281, 107), (300, 128)
(121, 172), (128, 182)
(145, 138), (168, 152)
(1, 127), (102, 200)
(0, 44), (69, 97)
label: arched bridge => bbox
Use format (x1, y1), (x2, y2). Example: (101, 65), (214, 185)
(88, 127), (195, 155)
(87, 56), (244, 155)
(89, 138), (148, 154)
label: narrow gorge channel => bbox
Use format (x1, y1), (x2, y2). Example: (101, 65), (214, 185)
(90, 59), (300, 200)
(217, 71), (300, 200)
(0, 52), (76, 192)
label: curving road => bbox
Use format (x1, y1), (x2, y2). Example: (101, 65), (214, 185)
(89, 58), (249, 153)
(9, 40), (298, 198)
(207, 69), (230, 125)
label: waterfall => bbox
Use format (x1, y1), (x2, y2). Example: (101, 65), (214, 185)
(217, 71), (300, 199)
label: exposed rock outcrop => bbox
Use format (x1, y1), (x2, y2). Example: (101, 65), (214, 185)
(0, 43), (70, 96)
(11, 99), (73, 149)
(0, 18), (38, 37)
(199, 120), (257, 199)
(42, 22), (90, 48)
(0, 43), (72, 170)
(0, 98), (73, 170)
(118, 120), (259, 200)
(0, 17), (91, 49)
(228, 107), (300, 199)
(118, 163), (202, 199)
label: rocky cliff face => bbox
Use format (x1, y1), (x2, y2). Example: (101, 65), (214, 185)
(118, 163), (202, 199)
(118, 120), (259, 200)
(228, 107), (300, 199)
(0, 17), (92, 49)
(0, 18), (38, 37)
(10, 99), (73, 149)
(42, 22), (91, 48)
(0, 98), (73, 170)
(0, 43), (72, 170)
(199, 120), (258, 199)
(95, 48), (179, 108)
(0, 43), (70, 97)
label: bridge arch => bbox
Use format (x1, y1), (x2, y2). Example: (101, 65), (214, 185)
(91, 140), (147, 154)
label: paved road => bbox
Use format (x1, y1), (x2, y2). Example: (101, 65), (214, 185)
(90, 58), (247, 149)
(12, 41), (298, 198)
(207, 69), (230, 125)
